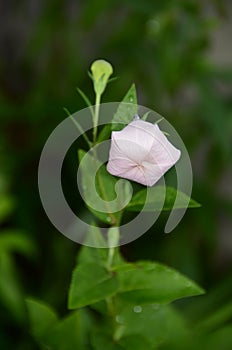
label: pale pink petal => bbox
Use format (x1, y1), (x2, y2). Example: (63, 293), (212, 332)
(141, 161), (165, 186)
(107, 160), (149, 186)
(111, 121), (154, 163)
(147, 125), (181, 167)
(107, 119), (181, 187)
(106, 157), (136, 177)
(113, 120), (154, 151)
(111, 137), (148, 164)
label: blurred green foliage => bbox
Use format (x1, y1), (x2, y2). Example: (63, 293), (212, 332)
(0, 0), (232, 348)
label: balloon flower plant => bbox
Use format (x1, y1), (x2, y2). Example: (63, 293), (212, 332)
(32, 59), (204, 350)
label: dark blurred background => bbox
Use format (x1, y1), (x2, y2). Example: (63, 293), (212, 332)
(0, 0), (232, 348)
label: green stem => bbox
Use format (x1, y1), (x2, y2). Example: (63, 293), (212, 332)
(92, 88), (122, 341)
(106, 297), (118, 338)
(91, 91), (117, 226)
(107, 247), (115, 270)
(107, 226), (120, 269)
(93, 93), (101, 144)
(92, 148), (117, 226)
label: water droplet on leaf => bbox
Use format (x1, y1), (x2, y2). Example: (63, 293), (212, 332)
(115, 315), (124, 324)
(152, 303), (160, 310)
(133, 305), (142, 313)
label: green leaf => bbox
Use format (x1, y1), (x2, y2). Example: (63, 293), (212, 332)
(26, 298), (58, 340)
(63, 108), (92, 147)
(111, 84), (137, 131)
(97, 124), (112, 143)
(46, 311), (85, 350)
(108, 76), (118, 84)
(126, 186), (201, 212)
(78, 149), (128, 225)
(119, 335), (152, 350)
(0, 194), (15, 223)
(141, 111), (151, 121)
(0, 253), (26, 321)
(90, 299), (109, 316)
(96, 84), (138, 143)
(157, 305), (191, 350)
(77, 225), (108, 265)
(200, 325), (232, 350)
(197, 301), (232, 332)
(115, 303), (190, 349)
(114, 261), (204, 304)
(68, 263), (119, 309)
(76, 87), (93, 108)
(27, 300), (91, 350)
(115, 303), (171, 348)
(0, 230), (36, 257)
(78, 225), (124, 267)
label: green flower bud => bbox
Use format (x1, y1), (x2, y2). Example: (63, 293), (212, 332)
(90, 59), (113, 96)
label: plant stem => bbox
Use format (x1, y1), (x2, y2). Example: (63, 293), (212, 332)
(91, 148), (117, 226)
(93, 93), (101, 144)
(107, 247), (115, 270)
(91, 91), (117, 225)
(92, 89), (121, 340)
